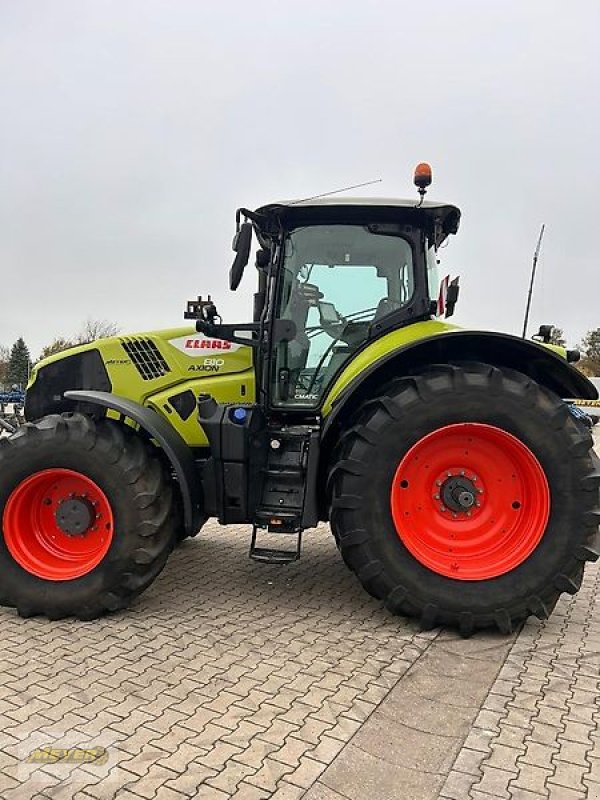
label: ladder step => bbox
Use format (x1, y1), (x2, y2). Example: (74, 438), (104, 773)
(262, 468), (301, 479)
(249, 526), (302, 564)
(249, 547), (299, 565)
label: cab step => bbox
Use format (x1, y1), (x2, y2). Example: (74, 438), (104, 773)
(249, 526), (302, 565)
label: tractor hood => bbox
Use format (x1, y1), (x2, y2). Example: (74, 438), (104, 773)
(26, 327), (255, 429)
(250, 197), (461, 248)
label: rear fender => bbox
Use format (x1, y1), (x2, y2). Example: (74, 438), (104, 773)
(324, 331), (597, 431)
(317, 331), (597, 518)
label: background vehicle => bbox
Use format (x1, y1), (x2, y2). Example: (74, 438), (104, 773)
(1, 165), (598, 634)
(0, 390), (25, 405)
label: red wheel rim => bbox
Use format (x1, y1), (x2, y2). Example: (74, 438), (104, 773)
(390, 423), (550, 580)
(3, 469), (114, 581)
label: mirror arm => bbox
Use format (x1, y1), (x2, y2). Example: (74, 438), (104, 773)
(195, 320), (261, 349)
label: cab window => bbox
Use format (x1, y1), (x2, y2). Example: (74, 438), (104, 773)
(272, 224), (414, 406)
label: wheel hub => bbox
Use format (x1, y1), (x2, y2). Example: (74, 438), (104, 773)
(3, 468), (114, 581)
(440, 474), (478, 513)
(55, 496), (95, 536)
(390, 423), (551, 580)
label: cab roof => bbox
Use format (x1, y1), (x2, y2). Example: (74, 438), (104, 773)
(250, 197), (461, 247)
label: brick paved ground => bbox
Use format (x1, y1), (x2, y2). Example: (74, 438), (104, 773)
(0, 429), (598, 799)
(0, 521), (444, 800)
(438, 560), (600, 800)
(438, 558), (600, 799)
(435, 429), (600, 800)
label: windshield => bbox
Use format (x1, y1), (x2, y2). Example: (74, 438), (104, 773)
(272, 224), (415, 407)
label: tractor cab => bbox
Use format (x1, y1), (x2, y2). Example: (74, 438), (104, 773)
(186, 174), (461, 413)
(252, 196), (460, 408)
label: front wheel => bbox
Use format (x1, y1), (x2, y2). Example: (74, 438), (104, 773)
(329, 363), (600, 635)
(0, 414), (175, 620)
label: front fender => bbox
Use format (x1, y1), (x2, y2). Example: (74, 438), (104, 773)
(65, 390), (202, 535)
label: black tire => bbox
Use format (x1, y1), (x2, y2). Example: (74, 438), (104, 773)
(0, 413), (175, 620)
(329, 363), (600, 635)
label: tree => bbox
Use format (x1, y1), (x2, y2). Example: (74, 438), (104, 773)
(577, 328), (600, 377)
(0, 344), (9, 387)
(7, 338), (31, 387)
(37, 319), (120, 364)
(580, 328), (600, 363)
(38, 337), (77, 361)
(549, 327), (566, 347)
(76, 318), (120, 345)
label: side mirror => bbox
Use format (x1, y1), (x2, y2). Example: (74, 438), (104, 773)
(445, 278), (460, 318)
(230, 222), (253, 291)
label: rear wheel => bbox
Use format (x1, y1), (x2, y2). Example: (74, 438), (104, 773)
(0, 414), (175, 620)
(329, 363), (600, 635)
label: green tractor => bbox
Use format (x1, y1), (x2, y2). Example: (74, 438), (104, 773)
(1, 165), (598, 634)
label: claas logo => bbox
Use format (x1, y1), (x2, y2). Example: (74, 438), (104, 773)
(184, 339), (232, 350)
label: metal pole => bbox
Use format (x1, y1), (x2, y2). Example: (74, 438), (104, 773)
(522, 224), (546, 339)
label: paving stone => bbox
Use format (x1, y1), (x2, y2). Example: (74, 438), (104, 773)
(270, 736), (314, 768)
(284, 755), (328, 788)
(560, 720), (593, 745)
(508, 788), (547, 800)
(547, 759), (589, 792)
(308, 734), (346, 764)
(529, 721), (563, 747)
(439, 769), (480, 799)
(496, 724), (535, 750)
(584, 780), (600, 800)
(229, 784), (270, 800)
(519, 741), (559, 770)
(473, 764), (514, 798)
(510, 762), (553, 794)
(163, 763), (219, 796)
(244, 756), (295, 792)
(546, 787), (586, 800)
(484, 741), (523, 772)
(205, 759), (257, 794)
(552, 739), (591, 767)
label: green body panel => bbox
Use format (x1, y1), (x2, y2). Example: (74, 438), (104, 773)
(321, 319), (459, 415)
(28, 320), (570, 445)
(29, 327), (255, 447)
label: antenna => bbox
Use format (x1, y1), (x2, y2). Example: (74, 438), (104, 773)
(288, 178), (382, 206)
(521, 224), (546, 339)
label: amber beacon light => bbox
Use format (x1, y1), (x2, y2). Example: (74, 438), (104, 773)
(413, 162), (433, 199)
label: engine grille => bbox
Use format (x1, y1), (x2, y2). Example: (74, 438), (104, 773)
(121, 338), (171, 381)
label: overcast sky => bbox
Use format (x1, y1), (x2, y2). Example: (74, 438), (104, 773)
(1, 1), (598, 358)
